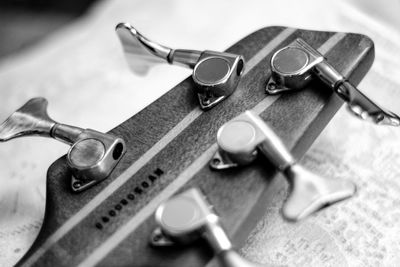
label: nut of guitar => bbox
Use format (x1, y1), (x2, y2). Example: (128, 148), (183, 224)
(0, 97), (126, 192)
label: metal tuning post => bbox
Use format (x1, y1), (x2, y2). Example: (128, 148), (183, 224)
(210, 111), (356, 221)
(116, 23), (245, 110)
(151, 188), (262, 267)
(266, 38), (400, 126)
(0, 98), (126, 192)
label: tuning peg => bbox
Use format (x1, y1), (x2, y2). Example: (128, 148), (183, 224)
(266, 38), (400, 126)
(210, 111), (356, 221)
(116, 23), (245, 110)
(0, 98), (126, 192)
(151, 188), (262, 267)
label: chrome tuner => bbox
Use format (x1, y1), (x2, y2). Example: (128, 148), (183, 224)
(116, 22), (245, 110)
(151, 188), (262, 267)
(0, 98), (126, 192)
(210, 111), (356, 221)
(266, 38), (400, 126)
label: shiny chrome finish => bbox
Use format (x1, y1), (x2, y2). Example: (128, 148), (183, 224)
(266, 38), (400, 126)
(210, 111), (356, 221)
(151, 188), (262, 267)
(267, 40), (323, 94)
(209, 150), (239, 170)
(0, 98), (126, 192)
(116, 23), (245, 110)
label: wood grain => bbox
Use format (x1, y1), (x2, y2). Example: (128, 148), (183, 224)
(16, 27), (374, 267)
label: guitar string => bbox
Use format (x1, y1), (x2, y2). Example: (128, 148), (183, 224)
(21, 27), (298, 267)
(77, 32), (347, 267)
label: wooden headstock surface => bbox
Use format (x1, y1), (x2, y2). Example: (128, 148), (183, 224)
(17, 26), (374, 267)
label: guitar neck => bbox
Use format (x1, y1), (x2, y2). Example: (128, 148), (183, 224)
(18, 27), (374, 267)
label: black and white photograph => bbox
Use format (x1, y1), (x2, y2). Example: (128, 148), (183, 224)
(0, 0), (399, 266)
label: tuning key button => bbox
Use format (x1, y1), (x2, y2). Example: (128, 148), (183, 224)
(0, 97), (126, 192)
(151, 188), (262, 267)
(266, 38), (400, 126)
(210, 111), (356, 221)
(116, 23), (244, 110)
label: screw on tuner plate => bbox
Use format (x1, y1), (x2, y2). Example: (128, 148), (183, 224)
(151, 188), (263, 267)
(116, 23), (245, 110)
(266, 38), (400, 126)
(0, 98), (126, 192)
(210, 111), (356, 221)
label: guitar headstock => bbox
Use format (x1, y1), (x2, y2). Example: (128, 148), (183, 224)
(12, 26), (374, 266)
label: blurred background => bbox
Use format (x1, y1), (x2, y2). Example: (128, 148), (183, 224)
(1, 0), (400, 266)
(0, 0), (98, 58)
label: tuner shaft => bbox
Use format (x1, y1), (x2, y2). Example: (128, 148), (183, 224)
(51, 123), (83, 144)
(168, 49), (202, 68)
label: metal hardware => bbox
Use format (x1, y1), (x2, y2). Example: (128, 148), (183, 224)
(116, 23), (245, 110)
(210, 111), (356, 221)
(151, 188), (262, 267)
(0, 98), (126, 192)
(266, 38), (400, 126)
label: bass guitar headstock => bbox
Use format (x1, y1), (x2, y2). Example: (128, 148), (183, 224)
(2, 25), (382, 266)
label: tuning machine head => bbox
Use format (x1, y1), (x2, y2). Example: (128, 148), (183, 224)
(210, 111), (356, 221)
(266, 38), (400, 126)
(116, 23), (245, 110)
(0, 98), (126, 192)
(151, 188), (262, 267)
